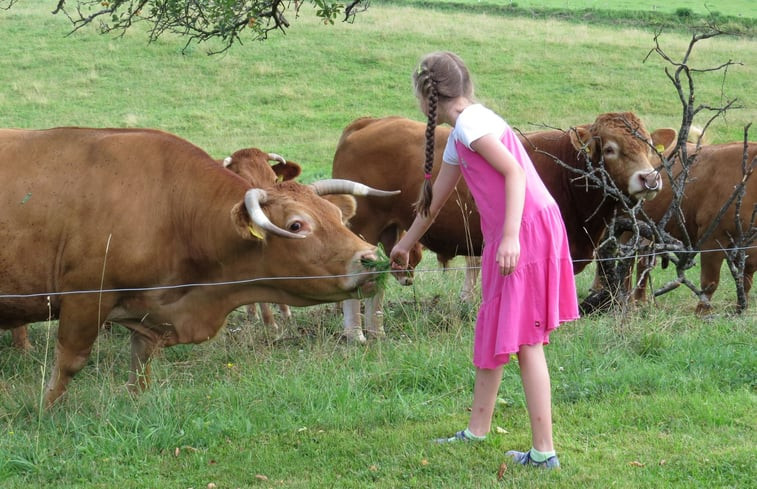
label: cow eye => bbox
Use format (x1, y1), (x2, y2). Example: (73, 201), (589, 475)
(288, 221), (303, 233)
(603, 145), (617, 157)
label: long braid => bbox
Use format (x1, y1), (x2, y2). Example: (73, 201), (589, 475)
(411, 51), (472, 217)
(415, 81), (438, 217)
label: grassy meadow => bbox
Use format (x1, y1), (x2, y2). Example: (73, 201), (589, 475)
(401, 0), (756, 18)
(0, 2), (755, 488)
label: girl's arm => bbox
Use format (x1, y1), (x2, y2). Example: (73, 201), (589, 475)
(390, 162), (462, 269)
(470, 133), (526, 275)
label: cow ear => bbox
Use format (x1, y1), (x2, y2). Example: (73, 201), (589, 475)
(230, 202), (266, 241)
(650, 128), (677, 154)
(272, 161), (302, 182)
(569, 126), (592, 154)
(321, 194), (357, 224)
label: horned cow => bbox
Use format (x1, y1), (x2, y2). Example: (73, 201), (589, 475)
(0, 126), (397, 405)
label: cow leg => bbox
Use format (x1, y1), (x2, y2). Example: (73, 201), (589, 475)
(245, 303), (260, 323)
(259, 302), (283, 339)
(341, 299), (366, 343)
(696, 252), (724, 315)
(273, 304), (295, 339)
(632, 253), (656, 303)
(745, 263), (755, 306)
(460, 256), (481, 303)
(278, 304), (292, 320)
(247, 303), (291, 339)
(128, 331), (160, 393)
(259, 303), (276, 329)
(45, 300), (104, 406)
(11, 325), (32, 351)
(364, 289), (385, 339)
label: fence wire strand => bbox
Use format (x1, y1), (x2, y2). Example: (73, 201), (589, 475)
(0, 244), (755, 300)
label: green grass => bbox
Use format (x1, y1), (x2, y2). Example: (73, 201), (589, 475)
(1, 258), (755, 488)
(392, 0), (757, 36)
(397, 0), (756, 18)
(0, 2), (756, 488)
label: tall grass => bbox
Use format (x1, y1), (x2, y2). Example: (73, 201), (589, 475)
(0, 2), (755, 488)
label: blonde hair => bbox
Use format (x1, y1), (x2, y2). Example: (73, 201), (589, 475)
(412, 51), (473, 217)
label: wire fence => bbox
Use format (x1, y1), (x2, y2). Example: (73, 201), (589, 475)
(1, 244), (755, 300)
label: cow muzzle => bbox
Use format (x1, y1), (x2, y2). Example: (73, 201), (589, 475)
(643, 171), (661, 191)
(629, 170), (662, 200)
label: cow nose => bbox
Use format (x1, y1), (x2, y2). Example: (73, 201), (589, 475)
(358, 249), (378, 266)
(395, 273), (414, 286)
(642, 171), (661, 191)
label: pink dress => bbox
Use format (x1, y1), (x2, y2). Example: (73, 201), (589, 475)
(445, 105), (579, 368)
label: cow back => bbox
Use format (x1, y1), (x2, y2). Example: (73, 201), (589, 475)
(333, 117), (482, 263)
(644, 141), (757, 242)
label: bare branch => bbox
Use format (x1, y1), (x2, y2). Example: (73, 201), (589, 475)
(599, 26), (751, 314)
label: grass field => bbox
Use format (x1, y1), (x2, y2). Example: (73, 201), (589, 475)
(0, 2), (755, 488)
(399, 0), (756, 18)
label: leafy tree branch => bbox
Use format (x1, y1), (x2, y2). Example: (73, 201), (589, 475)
(1, 1), (369, 54)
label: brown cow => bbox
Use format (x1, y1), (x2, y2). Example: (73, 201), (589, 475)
(2, 148), (307, 349)
(633, 141), (757, 312)
(220, 148), (422, 341)
(221, 148), (301, 336)
(332, 113), (676, 339)
(0, 127), (398, 406)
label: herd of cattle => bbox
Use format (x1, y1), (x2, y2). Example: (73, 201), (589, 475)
(1, 112), (754, 405)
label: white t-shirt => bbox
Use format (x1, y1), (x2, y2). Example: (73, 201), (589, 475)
(443, 104), (508, 166)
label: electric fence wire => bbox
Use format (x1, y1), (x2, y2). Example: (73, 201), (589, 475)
(0, 243), (755, 300)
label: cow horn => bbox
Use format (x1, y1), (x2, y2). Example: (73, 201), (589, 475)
(311, 179), (401, 197)
(243, 189), (305, 240)
(268, 153), (286, 165)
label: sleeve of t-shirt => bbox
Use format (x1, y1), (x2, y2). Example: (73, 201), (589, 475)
(456, 105), (505, 148)
(442, 131), (460, 165)
(443, 105), (507, 166)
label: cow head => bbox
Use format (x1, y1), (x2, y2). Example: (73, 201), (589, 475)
(569, 112), (677, 201)
(230, 179), (400, 303)
(221, 148), (302, 186)
(221, 148), (358, 225)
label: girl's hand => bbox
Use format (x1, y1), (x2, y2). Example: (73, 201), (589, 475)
(497, 235), (520, 275)
(390, 243), (411, 270)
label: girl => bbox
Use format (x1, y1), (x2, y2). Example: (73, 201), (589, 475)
(390, 51), (579, 469)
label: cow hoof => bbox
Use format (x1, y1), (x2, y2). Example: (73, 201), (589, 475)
(12, 339), (33, 352)
(340, 329), (367, 344)
(365, 328), (386, 340)
(365, 312), (385, 339)
(695, 302), (713, 316)
(279, 305), (292, 320)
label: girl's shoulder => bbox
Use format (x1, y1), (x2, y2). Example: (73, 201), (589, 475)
(455, 104), (509, 145)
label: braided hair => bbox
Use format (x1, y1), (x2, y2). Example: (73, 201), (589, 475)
(412, 52), (473, 217)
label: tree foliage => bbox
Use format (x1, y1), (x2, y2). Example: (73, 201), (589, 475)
(1, 0), (369, 53)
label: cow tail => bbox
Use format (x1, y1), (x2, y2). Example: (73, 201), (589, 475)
(415, 83), (438, 218)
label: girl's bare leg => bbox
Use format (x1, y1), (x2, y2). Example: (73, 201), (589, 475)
(516, 343), (554, 452)
(467, 365), (504, 437)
